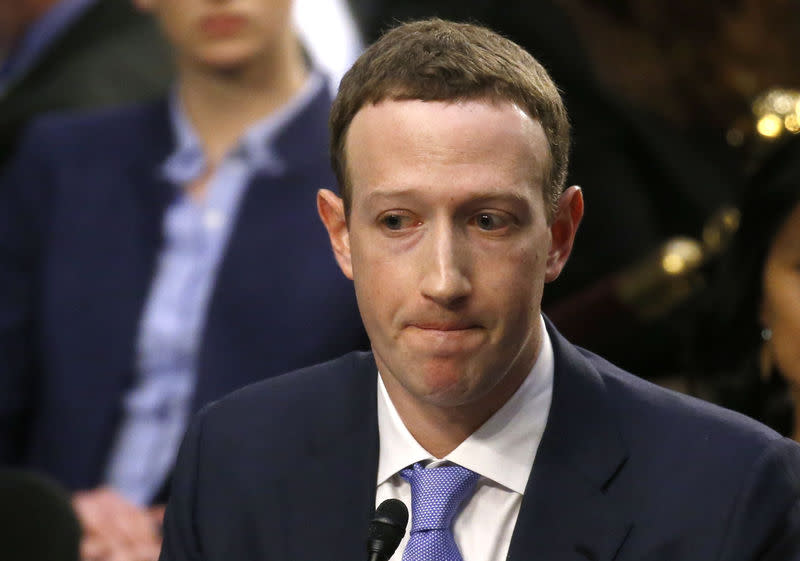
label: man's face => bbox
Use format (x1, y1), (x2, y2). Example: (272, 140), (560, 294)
(137, 0), (292, 70)
(319, 99), (582, 414)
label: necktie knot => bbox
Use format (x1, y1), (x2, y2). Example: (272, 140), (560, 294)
(400, 462), (480, 533)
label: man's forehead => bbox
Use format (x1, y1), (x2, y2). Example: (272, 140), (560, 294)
(344, 98), (548, 174)
(342, 98), (550, 211)
(345, 98), (544, 152)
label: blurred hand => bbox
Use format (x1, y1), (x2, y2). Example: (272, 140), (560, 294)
(73, 487), (162, 561)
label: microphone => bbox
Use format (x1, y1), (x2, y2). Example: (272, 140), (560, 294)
(0, 469), (81, 560)
(367, 498), (409, 561)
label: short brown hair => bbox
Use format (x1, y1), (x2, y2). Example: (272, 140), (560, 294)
(330, 18), (570, 219)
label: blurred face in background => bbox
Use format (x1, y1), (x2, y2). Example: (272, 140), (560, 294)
(135, 0), (294, 72)
(761, 201), (800, 386)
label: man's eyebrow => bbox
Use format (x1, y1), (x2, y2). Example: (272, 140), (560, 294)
(464, 192), (532, 207)
(362, 187), (424, 200)
(359, 188), (428, 208)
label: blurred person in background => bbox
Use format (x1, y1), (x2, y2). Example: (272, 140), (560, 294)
(695, 135), (800, 439)
(0, 0), (362, 173)
(0, 0), (366, 559)
(0, 0), (173, 170)
(348, 0), (800, 382)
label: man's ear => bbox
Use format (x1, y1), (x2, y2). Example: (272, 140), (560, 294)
(317, 189), (353, 280)
(545, 185), (583, 283)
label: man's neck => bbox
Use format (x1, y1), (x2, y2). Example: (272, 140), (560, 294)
(176, 38), (308, 166)
(385, 393), (486, 459)
(379, 337), (541, 459)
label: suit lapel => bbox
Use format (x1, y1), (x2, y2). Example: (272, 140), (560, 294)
(282, 354), (380, 561)
(94, 100), (173, 397)
(508, 320), (632, 561)
(124, 100), (176, 259)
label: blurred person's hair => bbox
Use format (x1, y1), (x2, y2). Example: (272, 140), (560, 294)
(329, 18), (570, 220)
(698, 136), (800, 434)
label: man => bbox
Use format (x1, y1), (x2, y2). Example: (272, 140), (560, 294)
(159, 19), (800, 561)
(0, 0), (366, 559)
(0, 0), (172, 170)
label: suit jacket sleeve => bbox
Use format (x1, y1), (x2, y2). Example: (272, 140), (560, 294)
(0, 125), (52, 462)
(159, 407), (208, 561)
(719, 437), (800, 560)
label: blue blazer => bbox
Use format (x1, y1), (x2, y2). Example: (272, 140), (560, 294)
(0, 86), (368, 493)
(159, 320), (800, 561)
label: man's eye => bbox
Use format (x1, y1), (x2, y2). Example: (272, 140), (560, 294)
(472, 212), (510, 231)
(379, 213), (416, 230)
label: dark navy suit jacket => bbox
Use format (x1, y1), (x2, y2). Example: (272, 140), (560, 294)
(0, 85), (368, 495)
(159, 321), (800, 561)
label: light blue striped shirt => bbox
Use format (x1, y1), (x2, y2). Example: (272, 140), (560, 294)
(103, 73), (325, 505)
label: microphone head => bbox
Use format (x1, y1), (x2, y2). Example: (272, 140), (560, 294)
(0, 469), (81, 561)
(367, 499), (408, 561)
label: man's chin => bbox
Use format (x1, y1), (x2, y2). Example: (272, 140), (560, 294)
(375, 347), (491, 406)
(412, 360), (486, 405)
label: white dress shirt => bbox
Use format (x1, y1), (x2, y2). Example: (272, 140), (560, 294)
(375, 316), (554, 561)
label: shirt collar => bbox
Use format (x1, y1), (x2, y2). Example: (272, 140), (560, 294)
(0, 0), (96, 91)
(161, 71), (325, 186)
(376, 315), (554, 495)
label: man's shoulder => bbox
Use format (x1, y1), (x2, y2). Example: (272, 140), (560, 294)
(22, 100), (169, 151)
(544, 338), (800, 559)
(198, 351), (376, 433)
(0, 100), (172, 212)
(2, 100), (172, 183)
(583, 346), (790, 463)
(174, 352), (376, 480)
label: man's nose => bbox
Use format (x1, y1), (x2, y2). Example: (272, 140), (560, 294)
(419, 223), (472, 307)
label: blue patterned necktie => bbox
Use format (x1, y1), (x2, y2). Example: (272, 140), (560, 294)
(400, 462), (481, 561)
